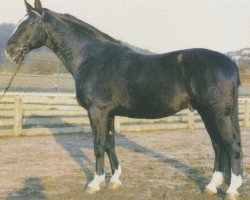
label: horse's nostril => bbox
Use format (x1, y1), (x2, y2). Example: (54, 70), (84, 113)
(5, 44), (16, 60)
(6, 45), (14, 54)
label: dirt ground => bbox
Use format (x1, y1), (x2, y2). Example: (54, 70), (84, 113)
(0, 129), (249, 200)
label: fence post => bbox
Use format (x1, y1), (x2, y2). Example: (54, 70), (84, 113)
(188, 110), (195, 130)
(14, 95), (23, 137)
(114, 116), (121, 133)
(244, 99), (250, 128)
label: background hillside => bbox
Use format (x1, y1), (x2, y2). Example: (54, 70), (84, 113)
(227, 48), (250, 74)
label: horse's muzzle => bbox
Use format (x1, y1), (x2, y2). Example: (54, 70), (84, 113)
(5, 45), (25, 64)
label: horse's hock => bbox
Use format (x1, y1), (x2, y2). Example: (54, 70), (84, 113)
(0, 93), (249, 137)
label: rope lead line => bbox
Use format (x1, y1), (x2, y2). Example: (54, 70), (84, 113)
(0, 61), (22, 100)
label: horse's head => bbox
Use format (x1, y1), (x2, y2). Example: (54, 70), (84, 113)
(5, 0), (46, 63)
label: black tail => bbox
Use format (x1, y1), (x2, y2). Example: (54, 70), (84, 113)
(223, 80), (242, 185)
(222, 150), (231, 185)
(231, 62), (241, 146)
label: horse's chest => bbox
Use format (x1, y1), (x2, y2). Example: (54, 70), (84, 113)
(75, 78), (115, 109)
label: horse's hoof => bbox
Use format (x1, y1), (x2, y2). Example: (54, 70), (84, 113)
(204, 188), (216, 196)
(85, 186), (100, 195)
(108, 182), (122, 190)
(225, 193), (240, 200)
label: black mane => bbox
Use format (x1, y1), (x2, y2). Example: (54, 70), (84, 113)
(51, 10), (121, 44)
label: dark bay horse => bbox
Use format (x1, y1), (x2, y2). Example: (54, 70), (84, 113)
(5, 1), (243, 199)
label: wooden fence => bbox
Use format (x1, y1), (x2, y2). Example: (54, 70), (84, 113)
(240, 74), (250, 84)
(0, 93), (249, 137)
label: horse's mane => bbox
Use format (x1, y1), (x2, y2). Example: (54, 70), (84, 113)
(47, 9), (121, 44)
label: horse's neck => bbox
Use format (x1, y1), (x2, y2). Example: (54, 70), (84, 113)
(43, 10), (113, 77)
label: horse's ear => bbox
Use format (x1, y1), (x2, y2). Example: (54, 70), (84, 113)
(24, 0), (33, 11)
(34, 0), (43, 14)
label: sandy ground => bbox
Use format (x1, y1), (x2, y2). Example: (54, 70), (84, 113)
(0, 129), (249, 200)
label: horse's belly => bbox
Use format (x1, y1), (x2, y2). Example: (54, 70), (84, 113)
(123, 107), (181, 119)
(118, 94), (188, 119)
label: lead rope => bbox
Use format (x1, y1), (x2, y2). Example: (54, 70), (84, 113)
(0, 60), (23, 100)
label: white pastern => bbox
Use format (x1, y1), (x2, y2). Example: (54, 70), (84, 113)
(88, 173), (105, 190)
(226, 172), (242, 195)
(110, 165), (122, 184)
(206, 171), (223, 193)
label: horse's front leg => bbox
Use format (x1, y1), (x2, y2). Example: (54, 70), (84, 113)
(85, 106), (108, 195)
(106, 117), (122, 190)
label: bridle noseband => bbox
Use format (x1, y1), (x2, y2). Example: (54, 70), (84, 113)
(20, 43), (29, 54)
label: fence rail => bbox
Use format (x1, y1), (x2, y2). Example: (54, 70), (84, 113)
(240, 74), (250, 84)
(0, 93), (249, 137)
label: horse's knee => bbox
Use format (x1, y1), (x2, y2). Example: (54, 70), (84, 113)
(105, 139), (114, 151)
(94, 144), (105, 158)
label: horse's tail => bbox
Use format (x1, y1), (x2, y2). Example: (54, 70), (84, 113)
(223, 64), (241, 185)
(222, 149), (231, 185)
(231, 62), (241, 140)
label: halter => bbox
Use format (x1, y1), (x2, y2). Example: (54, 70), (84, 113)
(15, 10), (46, 62)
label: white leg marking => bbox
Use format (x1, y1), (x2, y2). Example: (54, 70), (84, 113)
(206, 171), (224, 193)
(88, 173), (105, 191)
(110, 165), (122, 184)
(226, 172), (242, 195)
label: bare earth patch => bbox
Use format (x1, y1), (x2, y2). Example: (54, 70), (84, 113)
(0, 129), (249, 200)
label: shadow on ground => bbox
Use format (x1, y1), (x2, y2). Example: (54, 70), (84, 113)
(118, 133), (210, 192)
(54, 130), (210, 193)
(54, 132), (95, 186)
(6, 177), (47, 200)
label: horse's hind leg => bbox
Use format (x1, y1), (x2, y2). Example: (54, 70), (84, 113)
(198, 110), (224, 194)
(201, 109), (242, 198)
(105, 117), (122, 190)
(217, 116), (243, 199)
